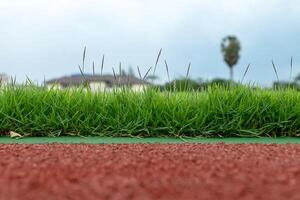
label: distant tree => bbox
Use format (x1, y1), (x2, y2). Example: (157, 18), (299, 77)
(210, 78), (232, 86)
(273, 81), (299, 90)
(294, 73), (300, 84)
(221, 36), (241, 81)
(198, 78), (233, 90)
(121, 69), (127, 76)
(128, 66), (135, 76)
(196, 78), (204, 84)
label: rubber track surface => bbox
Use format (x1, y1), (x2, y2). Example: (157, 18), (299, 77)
(1, 144), (300, 200)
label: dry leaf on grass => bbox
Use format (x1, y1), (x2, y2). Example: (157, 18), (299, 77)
(9, 131), (23, 139)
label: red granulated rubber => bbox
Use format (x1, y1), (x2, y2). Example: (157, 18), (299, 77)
(1, 143), (300, 200)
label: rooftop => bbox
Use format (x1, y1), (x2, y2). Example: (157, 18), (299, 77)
(46, 74), (151, 87)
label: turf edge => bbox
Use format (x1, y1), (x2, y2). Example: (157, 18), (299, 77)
(1, 137), (300, 144)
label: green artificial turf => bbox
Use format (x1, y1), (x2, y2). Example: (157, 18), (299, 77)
(1, 84), (300, 137)
(1, 137), (300, 144)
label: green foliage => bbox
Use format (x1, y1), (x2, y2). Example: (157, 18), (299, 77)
(210, 78), (231, 85)
(164, 78), (201, 91)
(1, 85), (300, 137)
(201, 78), (234, 89)
(272, 73), (300, 90)
(164, 78), (234, 91)
(273, 81), (300, 90)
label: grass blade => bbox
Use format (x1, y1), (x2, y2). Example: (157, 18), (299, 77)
(92, 61), (95, 76)
(137, 66), (142, 80)
(78, 65), (85, 79)
(153, 48), (162, 75)
(271, 60), (279, 82)
(164, 60), (170, 83)
(82, 46), (86, 73)
(185, 62), (191, 90)
(143, 67), (152, 81)
(101, 54), (105, 76)
(78, 65), (89, 88)
(185, 62), (191, 79)
(289, 56), (293, 84)
(241, 63), (251, 83)
(112, 67), (117, 87)
(112, 67), (116, 81)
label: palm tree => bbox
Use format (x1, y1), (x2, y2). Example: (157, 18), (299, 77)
(221, 36), (241, 81)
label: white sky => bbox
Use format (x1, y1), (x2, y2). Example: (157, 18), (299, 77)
(1, 0), (300, 85)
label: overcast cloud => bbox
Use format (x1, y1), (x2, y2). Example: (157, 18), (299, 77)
(0, 0), (300, 85)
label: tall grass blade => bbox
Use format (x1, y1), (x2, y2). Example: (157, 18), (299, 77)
(241, 63), (251, 83)
(185, 62), (191, 91)
(289, 56), (293, 85)
(112, 67), (116, 81)
(78, 65), (89, 88)
(185, 62), (191, 79)
(112, 67), (117, 87)
(82, 46), (86, 73)
(271, 60), (280, 82)
(25, 76), (33, 85)
(10, 75), (16, 86)
(164, 60), (170, 83)
(101, 54), (105, 76)
(153, 48), (162, 75)
(143, 67), (152, 81)
(137, 66), (142, 80)
(119, 62), (122, 76)
(92, 61), (95, 76)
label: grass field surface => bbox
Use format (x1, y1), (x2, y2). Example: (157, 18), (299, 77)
(1, 84), (300, 137)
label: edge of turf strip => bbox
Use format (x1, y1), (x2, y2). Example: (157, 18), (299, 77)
(1, 137), (300, 144)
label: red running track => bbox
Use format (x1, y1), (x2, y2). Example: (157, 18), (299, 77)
(1, 143), (300, 200)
